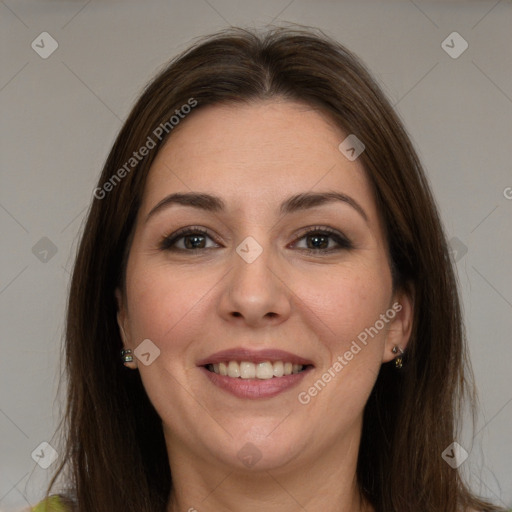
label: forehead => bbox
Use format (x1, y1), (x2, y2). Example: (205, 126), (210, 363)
(140, 100), (377, 220)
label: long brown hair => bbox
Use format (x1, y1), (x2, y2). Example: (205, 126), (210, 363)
(45, 26), (504, 512)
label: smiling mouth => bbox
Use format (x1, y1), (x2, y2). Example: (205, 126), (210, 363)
(204, 360), (313, 379)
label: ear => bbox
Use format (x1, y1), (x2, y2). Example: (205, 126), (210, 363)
(382, 283), (414, 363)
(115, 287), (137, 370)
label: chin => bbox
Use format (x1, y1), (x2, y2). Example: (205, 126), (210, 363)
(216, 427), (305, 472)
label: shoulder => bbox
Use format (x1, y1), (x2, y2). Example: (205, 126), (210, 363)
(29, 495), (70, 512)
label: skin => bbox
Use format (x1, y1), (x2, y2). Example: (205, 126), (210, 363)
(116, 100), (413, 512)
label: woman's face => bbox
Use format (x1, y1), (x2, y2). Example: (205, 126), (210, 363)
(117, 100), (412, 473)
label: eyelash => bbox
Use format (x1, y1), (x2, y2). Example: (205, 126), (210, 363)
(158, 225), (353, 255)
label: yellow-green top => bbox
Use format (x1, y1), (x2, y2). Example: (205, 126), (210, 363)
(31, 496), (68, 512)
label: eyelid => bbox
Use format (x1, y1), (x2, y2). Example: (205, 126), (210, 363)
(158, 226), (221, 251)
(290, 225), (353, 251)
(293, 225), (342, 239)
(159, 225), (353, 253)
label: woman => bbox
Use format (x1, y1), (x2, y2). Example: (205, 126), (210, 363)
(31, 26), (506, 512)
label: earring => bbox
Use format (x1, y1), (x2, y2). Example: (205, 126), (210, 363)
(121, 348), (133, 364)
(392, 345), (404, 369)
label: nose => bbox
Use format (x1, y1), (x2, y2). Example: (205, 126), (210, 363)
(217, 240), (292, 328)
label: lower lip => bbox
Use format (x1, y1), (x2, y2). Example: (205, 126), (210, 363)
(199, 366), (312, 399)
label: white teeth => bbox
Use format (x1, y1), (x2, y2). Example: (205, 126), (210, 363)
(256, 362), (274, 379)
(227, 361), (240, 378)
(209, 360), (305, 379)
(273, 361), (284, 377)
(240, 361), (256, 379)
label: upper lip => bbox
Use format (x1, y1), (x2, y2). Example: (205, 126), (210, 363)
(196, 347), (315, 367)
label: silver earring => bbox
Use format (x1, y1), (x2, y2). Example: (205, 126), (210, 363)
(392, 345), (404, 369)
(121, 348), (133, 363)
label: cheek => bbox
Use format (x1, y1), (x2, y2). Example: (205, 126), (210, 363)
(124, 258), (220, 351)
(123, 262), (210, 411)
(296, 262), (392, 346)
(299, 265), (391, 406)
(126, 267), (173, 341)
(294, 262), (391, 396)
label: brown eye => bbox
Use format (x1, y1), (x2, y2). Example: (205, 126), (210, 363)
(159, 227), (219, 252)
(292, 227), (353, 254)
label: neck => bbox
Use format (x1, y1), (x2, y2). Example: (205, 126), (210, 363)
(164, 421), (374, 512)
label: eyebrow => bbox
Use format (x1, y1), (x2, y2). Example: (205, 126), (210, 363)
(145, 191), (368, 223)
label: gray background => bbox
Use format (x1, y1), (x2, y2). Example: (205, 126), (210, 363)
(1, 0), (511, 510)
